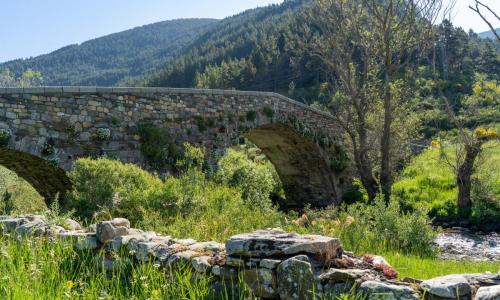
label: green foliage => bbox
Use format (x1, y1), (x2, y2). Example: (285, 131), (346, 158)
(393, 141), (500, 224)
(2, 190), (13, 215)
(291, 196), (437, 257)
(0, 235), (238, 299)
(330, 143), (350, 172)
(0, 129), (11, 147)
(138, 124), (173, 170)
(0, 166), (46, 215)
(41, 142), (55, 156)
(67, 158), (164, 222)
(245, 110), (257, 122)
(263, 106), (275, 119)
(196, 117), (209, 132)
(43, 197), (75, 229)
(0, 68), (43, 87)
(216, 148), (277, 211)
(0, 19), (218, 86)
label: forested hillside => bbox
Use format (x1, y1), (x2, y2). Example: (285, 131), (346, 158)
(0, 18), (217, 86)
(149, 0), (500, 106)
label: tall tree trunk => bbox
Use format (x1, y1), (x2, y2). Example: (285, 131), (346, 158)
(380, 67), (393, 203)
(353, 115), (380, 202)
(456, 142), (482, 217)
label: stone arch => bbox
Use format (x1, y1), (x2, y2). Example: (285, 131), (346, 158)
(246, 123), (341, 210)
(0, 148), (72, 205)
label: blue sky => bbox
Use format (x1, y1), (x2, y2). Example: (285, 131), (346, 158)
(0, 0), (498, 63)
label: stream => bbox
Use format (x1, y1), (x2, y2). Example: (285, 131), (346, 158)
(434, 227), (500, 261)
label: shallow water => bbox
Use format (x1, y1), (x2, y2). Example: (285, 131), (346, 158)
(434, 228), (500, 261)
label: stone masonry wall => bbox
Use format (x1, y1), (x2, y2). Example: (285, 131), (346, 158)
(0, 87), (347, 208)
(2, 215), (499, 300)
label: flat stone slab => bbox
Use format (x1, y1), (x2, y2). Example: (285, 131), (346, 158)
(226, 230), (342, 258)
(421, 274), (471, 298)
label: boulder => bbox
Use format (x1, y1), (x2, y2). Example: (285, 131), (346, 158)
(226, 230), (342, 258)
(96, 219), (130, 243)
(65, 219), (82, 231)
(244, 268), (278, 299)
(421, 274), (472, 299)
(277, 255), (315, 300)
(14, 220), (46, 236)
(359, 281), (419, 300)
(476, 285), (500, 300)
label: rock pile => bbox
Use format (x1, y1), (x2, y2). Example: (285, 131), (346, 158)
(1, 215), (499, 300)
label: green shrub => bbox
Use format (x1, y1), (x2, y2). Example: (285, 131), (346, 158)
(330, 143), (350, 172)
(263, 106), (275, 119)
(0, 129), (12, 147)
(216, 149), (276, 211)
(246, 110), (257, 122)
(67, 158), (163, 222)
(138, 123), (173, 170)
(196, 116), (208, 132)
(290, 196), (437, 257)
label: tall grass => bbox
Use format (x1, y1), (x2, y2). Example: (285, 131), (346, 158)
(393, 141), (500, 222)
(0, 235), (248, 299)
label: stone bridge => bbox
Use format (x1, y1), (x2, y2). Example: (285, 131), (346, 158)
(0, 87), (348, 209)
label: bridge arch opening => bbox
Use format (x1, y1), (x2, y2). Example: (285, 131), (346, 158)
(0, 148), (72, 207)
(245, 123), (341, 209)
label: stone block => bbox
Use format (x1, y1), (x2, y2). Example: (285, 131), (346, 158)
(226, 230), (342, 258)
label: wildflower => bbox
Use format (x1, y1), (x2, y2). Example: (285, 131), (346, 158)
(151, 289), (161, 299)
(65, 280), (75, 290)
(430, 140), (440, 149)
(475, 127), (499, 140)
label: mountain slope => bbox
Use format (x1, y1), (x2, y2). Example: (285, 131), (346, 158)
(148, 1), (499, 104)
(0, 18), (218, 86)
(478, 28), (500, 40)
(148, 0), (325, 103)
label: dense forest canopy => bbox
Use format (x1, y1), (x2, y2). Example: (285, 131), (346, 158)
(148, 0), (499, 106)
(0, 18), (218, 86)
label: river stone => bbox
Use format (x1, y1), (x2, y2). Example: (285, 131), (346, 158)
(319, 268), (370, 283)
(244, 268), (278, 298)
(96, 220), (130, 243)
(226, 230), (342, 258)
(277, 255), (315, 300)
(476, 285), (500, 300)
(359, 281), (419, 300)
(421, 274), (472, 298)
